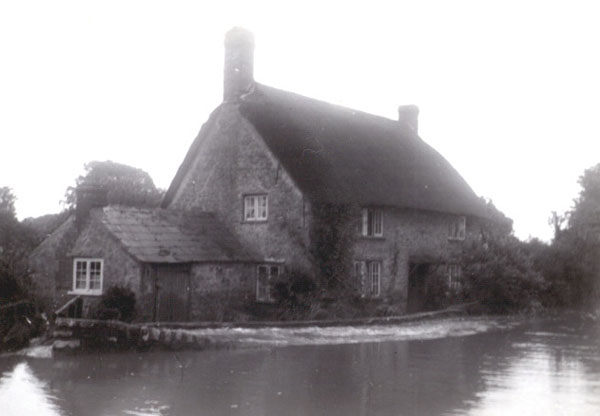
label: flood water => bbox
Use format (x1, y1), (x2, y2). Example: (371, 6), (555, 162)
(1, 316), (599, 415)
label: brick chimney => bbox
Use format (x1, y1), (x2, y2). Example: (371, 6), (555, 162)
(398, 105), (419, 133)
(75, 185), (108, 229)
(223, 27), (255, 102)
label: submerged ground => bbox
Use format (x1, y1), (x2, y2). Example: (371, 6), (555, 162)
(1, 315), (599, 415)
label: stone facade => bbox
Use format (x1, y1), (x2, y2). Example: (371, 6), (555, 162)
(351, 207), (482, 310)
(68, 215), (142, 317)
(169, 106), (312, 272)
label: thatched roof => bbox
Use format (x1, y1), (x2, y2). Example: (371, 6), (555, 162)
(240, 84), (486, 217)
(163, 83), (486, 218)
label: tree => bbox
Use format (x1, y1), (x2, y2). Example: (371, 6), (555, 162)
(0, 187), (16, 217)
(569, 163), (600, 230)
(63, 161), (165, 209)
(0, 187), (37, 303)
(541, 163), (600, 308)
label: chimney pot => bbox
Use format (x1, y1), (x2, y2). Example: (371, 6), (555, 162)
(398, 105), (419, 133)
(224, 27), (255, 102)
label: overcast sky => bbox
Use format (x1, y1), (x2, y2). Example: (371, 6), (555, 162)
(1, 0), (599, 241)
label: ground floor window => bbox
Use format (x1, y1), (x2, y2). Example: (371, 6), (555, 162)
(353, 260), (381, 297)
(72, 258), (103, 295)
(447, 264), (463, 291)
(256, 264), (281, 302)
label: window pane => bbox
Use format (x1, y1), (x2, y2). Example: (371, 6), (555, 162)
(75, 261), (87, 289)
(245, 196), (255, 220)
(89, 261), (102, 287)
(374, 210), (382, 235)
(361, 209), (368, 236)
(270, 266), (279, 278)
(258, 196), (267, 219)
(257, 266), (268, 300)
(369, 262), (381, 296)
(354, 261), (365, 291)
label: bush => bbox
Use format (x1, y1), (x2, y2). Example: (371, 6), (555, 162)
(461, 236), (546, 314)
(96, 286), (136, 322)
(271, 269), (318, 320)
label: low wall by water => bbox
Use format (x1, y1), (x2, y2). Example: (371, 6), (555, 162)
(51, 306), (473, 353)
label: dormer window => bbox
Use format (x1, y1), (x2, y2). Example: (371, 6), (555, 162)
(244, 194), (268, 222)
(362, 208), (383, 237)
(448, 216), (466, 241)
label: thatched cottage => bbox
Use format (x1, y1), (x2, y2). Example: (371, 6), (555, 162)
(30, 28), (489, 321)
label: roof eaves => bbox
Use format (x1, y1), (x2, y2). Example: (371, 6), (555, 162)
(161, 105), (223, 208)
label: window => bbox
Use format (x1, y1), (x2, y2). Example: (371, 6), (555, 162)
(448, 216), (466, 240)
(361, 208), (383, 237)
(72, 258), (103, 295)
(354, 260), (381, 297)
(244, 194), (268, 221)
(256, 264), (280, 302)
(447, 264), (462, 291)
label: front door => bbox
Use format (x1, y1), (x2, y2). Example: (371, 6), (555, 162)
(407, 263), (430, 313)
(154, 264), (191, 322)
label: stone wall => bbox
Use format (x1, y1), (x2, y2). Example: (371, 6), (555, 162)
(68, 215), (142, 317)
(29, 216), (78, 312)
(352, 207), (482, 311)
(169, 105), (312, 271)
(138, 262), (260, 322)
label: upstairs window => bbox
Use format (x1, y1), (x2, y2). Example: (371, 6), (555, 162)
(448, 216), (466, 240)
(256, 264), (280, 302)
(447, 264), (463, 291)
(362, 208), (383, 237)
(72, 258), (103, 295)
(244, 194), (268, 221)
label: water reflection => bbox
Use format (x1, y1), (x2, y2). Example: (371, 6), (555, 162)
(0, 361), (63, 415)
(0, 316), (599, 415)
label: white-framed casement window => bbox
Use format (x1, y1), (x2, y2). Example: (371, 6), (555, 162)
(447, 264), (462, 291)
(361, 208), (383, 237)
(72, 258), (103, 295)
(244, 194), (268, 222)
(448, 216), (466, 240)
(256, 264), (280, 302)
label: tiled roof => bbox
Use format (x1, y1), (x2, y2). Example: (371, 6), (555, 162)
(96, 207), (257, 263)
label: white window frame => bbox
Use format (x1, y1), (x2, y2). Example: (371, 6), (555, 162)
(448, 216), (466, 241)
(362, 208), (383, 237)
(244, 194), (268, 222)
(71, 258), (104, 296)
(256, 264), (280, 302)
(447, 264), (462, 291)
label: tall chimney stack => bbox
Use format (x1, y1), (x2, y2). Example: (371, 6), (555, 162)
(398, 105), (420, 134)
(223, 27), (255, 102)
(75, 185), (108, 229)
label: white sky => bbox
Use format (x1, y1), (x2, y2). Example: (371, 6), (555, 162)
(1, 0), (599, 241)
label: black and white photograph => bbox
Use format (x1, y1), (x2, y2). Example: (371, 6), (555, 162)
(1, 1), (600, 415)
